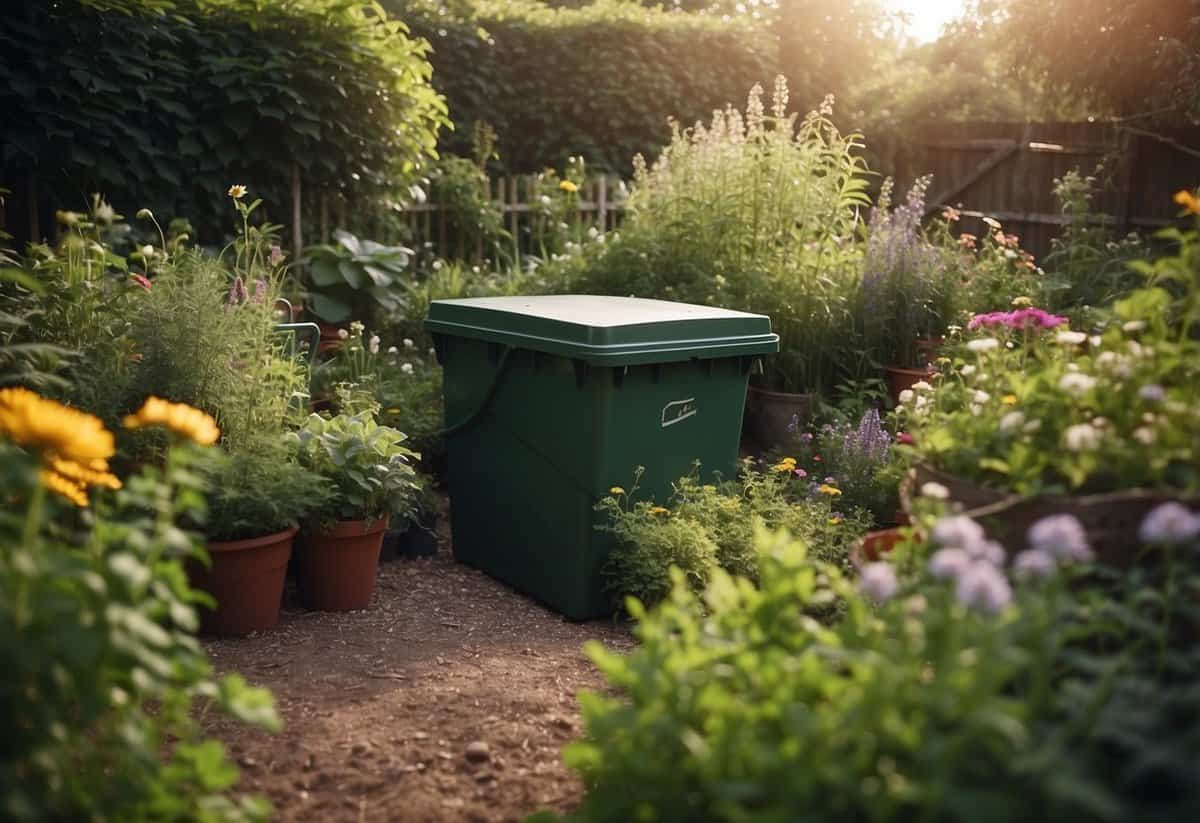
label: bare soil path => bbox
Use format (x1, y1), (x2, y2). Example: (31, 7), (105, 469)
(200, 518), (631, 822)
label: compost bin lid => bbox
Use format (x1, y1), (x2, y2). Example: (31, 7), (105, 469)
(425, 295), (779, 365)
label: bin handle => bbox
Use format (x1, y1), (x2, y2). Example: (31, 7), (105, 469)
(441, 345), (514, 438)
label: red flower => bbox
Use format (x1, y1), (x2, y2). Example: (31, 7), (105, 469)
(131, 273), (152, 291)
(897, 432), (915, 445)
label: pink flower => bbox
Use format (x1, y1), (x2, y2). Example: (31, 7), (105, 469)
(958, 233), (977, 249)
(131, 273), (152, 291)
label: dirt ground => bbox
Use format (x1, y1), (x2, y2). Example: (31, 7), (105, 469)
(200, 514), (633, 823)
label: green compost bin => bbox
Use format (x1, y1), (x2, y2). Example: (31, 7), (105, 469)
(425, 295), (779, 619)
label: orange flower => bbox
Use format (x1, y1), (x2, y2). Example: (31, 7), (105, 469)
(1174, 190), (1200, 215)
(124, 397), (219, 445)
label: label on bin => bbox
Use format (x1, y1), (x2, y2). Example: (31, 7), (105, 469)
(661, 398), (697, 428)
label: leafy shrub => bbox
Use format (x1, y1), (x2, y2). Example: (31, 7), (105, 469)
(1, 0), (447, 242)
(0, 393), (277, 821)
(555, 510), (1200, 823)
(396, 0), (777, 174)
(376, 342), (446, 469)
(570, 79), (873, 397)
(303, 231), (413, 324)
(597, 462), (869, 609)
(288, 411), (420, 524)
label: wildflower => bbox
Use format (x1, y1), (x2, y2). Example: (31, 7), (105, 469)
(1013, 549), (1057, 579)
(1001, 394), (1017, 405)
(828, 517), (843, 525)
(999, 410), (1026, 434)
(368, 335), (380, 355)
(140, 244), (156, 259)
(921, 482), (950, 500)
(942, 206), (961, 222)
(1055, 330), (1087, 345)
(40, 468), (90, 507)
(387, 346), (398, 355)
(972, 390), (991, 404)
(960, 364), (976, 376)
(898, 389), (914, 404)
(1174, 189), (1200, 215)
(338, 328), (349, 340)
(912, 381), (933, 393)
(131, 273), (152, 291)
(958, 233), (977, 249)
(400, 363), (414, 375)
(269, 245), (283, 266)
(793, 468), (807, 478)
(967, 539), (1006, 566)
(1028, 513), (1093, 562)
(897, 432), (915, 445)
(1011, 296), (1032, 308)
(648, 506), (669, 516)
(955, 563), (1013, 613)
(966, 337), (999, 353)
(1133, 426), (1156, 445)
(817, 484), (842, 497)
(931, 515), (985, 550)
(227, 275), (248, 306)
(94, 200), (116, 223)
(1138, 384), (1165, 403)
(403, 338), (415, 349)
(1122, 320), (1147, 333)
(559, 180), (579, 193)
(1059, 372), (1097, 396)
(123, 397), (219, 446)
(609, 486), (625, 496)
(929, 548), (970, 579)
(1138, 502), (1200, 545)
(0, 387), (115, 465)
(1063, 423), (1101, 452)
(982, 216), (1002, 230)
(227, 184), (248, 200)
(859, 562), (898, 603)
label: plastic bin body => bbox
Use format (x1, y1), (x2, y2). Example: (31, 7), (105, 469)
(426, 295), (778, 619)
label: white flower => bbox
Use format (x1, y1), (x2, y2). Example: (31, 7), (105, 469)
(1028, 514), (1093, 562)
(999, 411), (1025, 433)
(920, 482), (950, 500)
(931, 515), (985, 550)
(350, 320), (365, 334)
(929, 548), (970, 579)
(1138, 502), (1200, 545)
(1055, 330), (1087, 345)
(966, 338), (999, 353)
(1063, 423), (1101, 452)
(859, 562), (899, 603)
(94, 201), (116, 223)
(1122, 320), (1146, 333)
(1138, 384), (1165, 403)
(540, 195), (552, 206)
(432, 260), (444, 271)
(368, 335), (380, 354)
(972, 390), (991, 404)
(960, 364), (976, 376)
(337, 328), (349, 340)
(1013, 549), (1057, 579)
(428, 347), (437, 357)
(400, 363), (414, 375)
(403, 338), (415, 349)
(898, 389), (915, 404)
(1133, 426), (1156, 445)
(1089, 335), (1102, 347)
(955, 563), (1012, 613)
(140, 244), (156, 258)
(912, 380), (933, 393)
(1058, 372), (1097, 396)
(387, 346), (398, 355)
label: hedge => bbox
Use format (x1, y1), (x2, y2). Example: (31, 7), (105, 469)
(396, 0), (779, 173)
(0, 0), (447, 243)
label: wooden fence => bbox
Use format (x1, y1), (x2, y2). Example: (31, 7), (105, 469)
(873, 121), (1200, 261)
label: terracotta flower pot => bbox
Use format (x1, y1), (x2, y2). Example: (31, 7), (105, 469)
(191, 526), (297, 637)
(298, 515), (389, 611)
(883, 365), (933, 407)
(743, 385), (814, 448)
(856, 527), (906, 564)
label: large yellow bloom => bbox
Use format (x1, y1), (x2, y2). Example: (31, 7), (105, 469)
(1174, 189), (1200, 215)
(124, 397), (220, 445)
(0, 388), (120, 506)
(558, 180), (579, 194)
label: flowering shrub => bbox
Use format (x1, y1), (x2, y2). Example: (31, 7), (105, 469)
(596, 462), (869, 610)
(0, 390), (277, 820)
(900, 208), (1200, 495)
(553, 505), (1200, 823)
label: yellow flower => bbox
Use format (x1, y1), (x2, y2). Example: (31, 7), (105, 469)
(124, 397), (220, 445)
(609, 486), (626, 496)
(828, 517), (843, 525)
(1001, 394), (1018, 405)
(41, 469), (89, 507)
(50, 456), (121, 491)
(648, 506), (670, 516)
(227, 184), (248, 200)
(817, 484), (842, 497)
(1174, 189), (1200, 215)
(558, 180), (579, 193)
(0, 387), (115, 465)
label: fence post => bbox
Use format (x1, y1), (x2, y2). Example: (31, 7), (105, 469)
(597, 176), (608, 234)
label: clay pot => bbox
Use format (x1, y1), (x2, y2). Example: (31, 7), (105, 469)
(191, 527), (297, 636)
(883, 365), (933, 407)
(857, 527), (906, 564)
(743, 385), (814, 448)
(298, 516), (389, 610)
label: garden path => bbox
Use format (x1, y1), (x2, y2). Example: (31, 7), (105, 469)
(201, 507), (632, 822)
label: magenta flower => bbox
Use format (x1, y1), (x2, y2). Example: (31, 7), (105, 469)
(967, 307), (1067, 332)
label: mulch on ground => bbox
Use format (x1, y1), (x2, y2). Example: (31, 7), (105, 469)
(200, 514), (632, 822)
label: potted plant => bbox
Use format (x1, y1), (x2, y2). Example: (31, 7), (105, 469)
(895, 216), (1200, 562)
(303, 229), (412, 327)
(287, 410), (420, 610)
(192, 442), (331, 635)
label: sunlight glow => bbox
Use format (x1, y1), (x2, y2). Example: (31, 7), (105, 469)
(890, 0), (967, 43)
